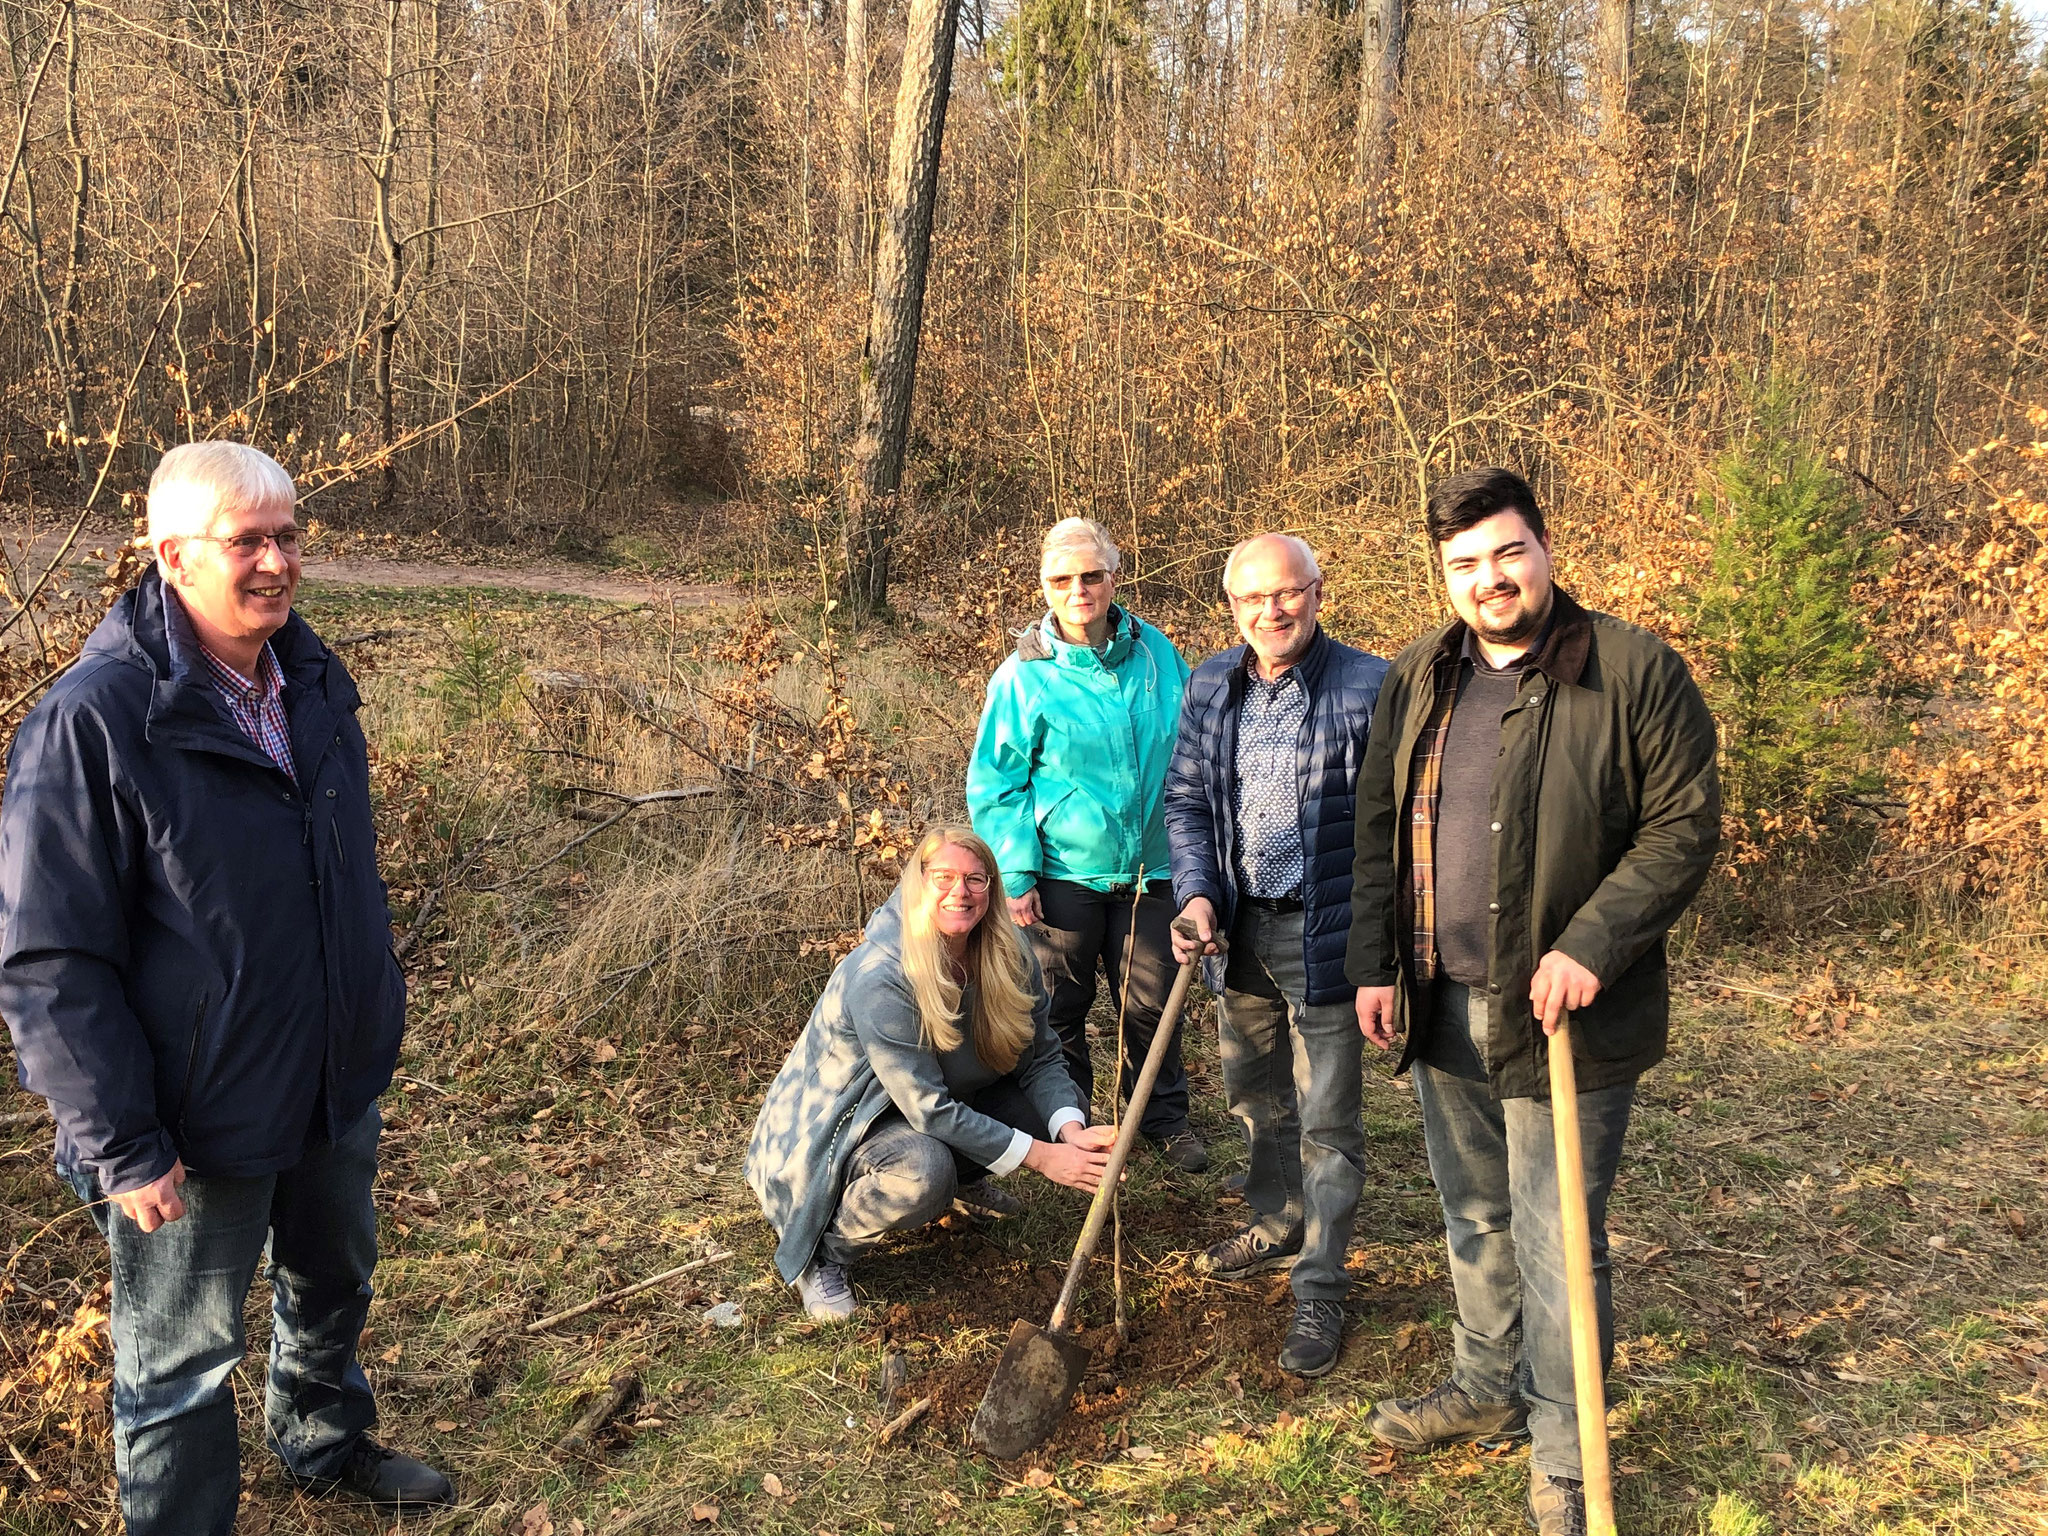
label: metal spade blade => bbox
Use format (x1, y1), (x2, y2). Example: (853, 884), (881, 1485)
(970, 936), (1209, 1458)
(969, 1318), (1094, 1458)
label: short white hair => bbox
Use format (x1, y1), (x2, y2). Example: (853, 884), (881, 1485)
(1040, 516), (1121, 577)
(1222, 532), (1321, 595)
(147, 441), (297, 544)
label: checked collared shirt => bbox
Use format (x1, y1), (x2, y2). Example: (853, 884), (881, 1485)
(195, 640), (296, 786)
(165, 591), (297, 785)
(1231, 661), (1308, 899)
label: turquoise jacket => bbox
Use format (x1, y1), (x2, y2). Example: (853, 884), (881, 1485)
(966, 606), (1190, 895)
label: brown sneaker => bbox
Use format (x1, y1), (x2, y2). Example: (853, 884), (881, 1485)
(1365, 1377), (1529, 1451)
(1527, 1470), (1587, 1535)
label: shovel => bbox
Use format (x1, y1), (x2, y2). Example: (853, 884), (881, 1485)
(970, 917), (1212, 1458)
(1548, 1013), (1618, 1536)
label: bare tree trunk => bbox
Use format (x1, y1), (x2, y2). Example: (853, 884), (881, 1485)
(56, 0), (86, 478)
(836, 0), (870, 294)
(842, 0), (961, 614)
(367, 0), (404, 511)
(1594, 0), (1632, 136)
(1353, 0), (1403, 210)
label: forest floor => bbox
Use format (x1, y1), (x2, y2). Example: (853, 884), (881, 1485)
(5, 579), (2048, 1536)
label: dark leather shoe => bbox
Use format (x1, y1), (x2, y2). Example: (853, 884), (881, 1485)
(1149, 1127), (1210, 1173)
(294, 1436), (455, 1513)
(1278, 1298), (1346, 1377)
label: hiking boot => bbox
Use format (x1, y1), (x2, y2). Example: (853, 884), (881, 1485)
(953, 1180), (1024, 1219)
(1150, 1127), (1210, 1173)
(1194, 1224), (1302, 1280)
(795, 1260), (857, 1322)
(1527, 1470), (1588, 1536)
(292, 1436), (454, 1513)
(1277, 1298), (1346, 1377)
(1365, 1377), (1529, 1451)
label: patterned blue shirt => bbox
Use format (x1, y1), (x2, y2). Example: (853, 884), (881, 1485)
(1231, 663), (1308, 898)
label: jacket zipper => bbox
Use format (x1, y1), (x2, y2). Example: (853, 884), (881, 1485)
(176, 1000), (206, 1137)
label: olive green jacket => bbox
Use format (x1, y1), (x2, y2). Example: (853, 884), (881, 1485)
(1344, 588), (1721, 1097)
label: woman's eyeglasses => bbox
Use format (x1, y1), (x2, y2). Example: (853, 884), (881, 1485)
(926, 869), (991, 895)
(1043, 570), (1108, 591)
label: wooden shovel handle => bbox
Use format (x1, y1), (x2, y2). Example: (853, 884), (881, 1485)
(1046, 924), (1207, 1334)
(1548, 1015), (1618, 1536)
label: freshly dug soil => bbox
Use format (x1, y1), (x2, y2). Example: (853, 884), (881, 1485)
(853, 1193), (1438, 1468)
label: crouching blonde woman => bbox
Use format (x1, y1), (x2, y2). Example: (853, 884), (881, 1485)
(746, 827), (1117, 1321)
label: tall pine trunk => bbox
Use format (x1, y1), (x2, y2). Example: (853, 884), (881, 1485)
(842, 0), (961, 615)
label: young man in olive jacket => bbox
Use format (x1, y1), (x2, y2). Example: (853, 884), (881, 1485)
(1347, 468), (1720, 1535)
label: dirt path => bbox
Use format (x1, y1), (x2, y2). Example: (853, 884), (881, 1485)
(2, 515), (744, 607)
(298, 554), (742, 607)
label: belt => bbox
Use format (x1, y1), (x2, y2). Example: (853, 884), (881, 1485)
(1242, 893), (1303, 914)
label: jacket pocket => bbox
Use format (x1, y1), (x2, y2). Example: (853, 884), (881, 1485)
(172, 1000), (209, 1137)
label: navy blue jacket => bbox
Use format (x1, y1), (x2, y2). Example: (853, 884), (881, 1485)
(0, 570), (406, 1194)
(1165, 626), (1389, 1006)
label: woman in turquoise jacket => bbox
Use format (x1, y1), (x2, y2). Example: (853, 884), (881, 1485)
(965, 518), (1207, 1170)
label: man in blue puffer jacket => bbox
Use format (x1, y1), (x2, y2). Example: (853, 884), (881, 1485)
(1164, 533), (1388, 1377)
(0, 443), (451, 1533)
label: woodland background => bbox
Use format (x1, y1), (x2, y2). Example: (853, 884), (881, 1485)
(0, 0), (2045, 920)
(4, 0), (2048, 1530)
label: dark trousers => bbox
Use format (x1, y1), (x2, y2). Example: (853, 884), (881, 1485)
(62, 1106), (382, 1536)
(1414, 981), (1635, 1481)
(818, 1079), (1049, 1264)
(1028, 877), (1190, 1139)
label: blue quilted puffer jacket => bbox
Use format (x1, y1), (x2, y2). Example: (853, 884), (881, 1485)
(1163, 626), (1388, 1006)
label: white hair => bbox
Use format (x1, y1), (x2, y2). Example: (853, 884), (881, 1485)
(1040, 516), (1121, 577)
(1222, 532), (1321, 595)
(147, 441), (297, 545)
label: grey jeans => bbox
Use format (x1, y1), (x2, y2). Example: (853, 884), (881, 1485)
(1216, 904), (1366, 1302)
(816, 1079), (1047, 1266)
(1413, 979), (1635, 1481)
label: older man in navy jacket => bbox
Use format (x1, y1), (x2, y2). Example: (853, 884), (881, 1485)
(0, 443), (452, 1533)
(1164, 533), (1388, 1376)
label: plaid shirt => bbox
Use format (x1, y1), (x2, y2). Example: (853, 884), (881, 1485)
(195, 639), (297, 786)
(1401, 655), (1460, 982)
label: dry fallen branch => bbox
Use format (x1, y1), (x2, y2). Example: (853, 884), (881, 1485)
(556, 1369), (642, 1454)
(875, 1395), (931, 1445)
(524, 1249), (732, 1334)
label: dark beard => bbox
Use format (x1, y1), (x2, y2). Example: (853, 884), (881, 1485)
(1472, 586), (1552, 647)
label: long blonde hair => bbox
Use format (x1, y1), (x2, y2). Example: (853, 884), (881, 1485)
(897, 826), (1039, 1072)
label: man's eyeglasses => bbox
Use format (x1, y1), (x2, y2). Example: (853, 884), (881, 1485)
(926, 869), (992, 895)
(1228, 583), (1315, 610)
(188, 529), (303, 558)
(1044, 570), (1108, 591)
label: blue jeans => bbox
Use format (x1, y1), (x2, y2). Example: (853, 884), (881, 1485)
(62, 1105), (383, 1536)
(1216, 904), (1366, 1301)
(1412, 982), (1634, 1482)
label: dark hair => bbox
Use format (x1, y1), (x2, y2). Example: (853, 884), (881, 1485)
(1424, 466), (1545, 546)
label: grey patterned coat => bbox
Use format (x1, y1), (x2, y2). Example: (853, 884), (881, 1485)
(744, 890), (1084, 1282)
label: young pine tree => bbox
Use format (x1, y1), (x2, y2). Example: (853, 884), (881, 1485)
(1685, 391), (1891, 846)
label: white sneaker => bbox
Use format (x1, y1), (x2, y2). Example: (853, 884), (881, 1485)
(796, 1260), (857, 1322)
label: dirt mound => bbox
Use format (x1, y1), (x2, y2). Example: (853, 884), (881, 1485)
(854, 1205), (1314, 1467)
